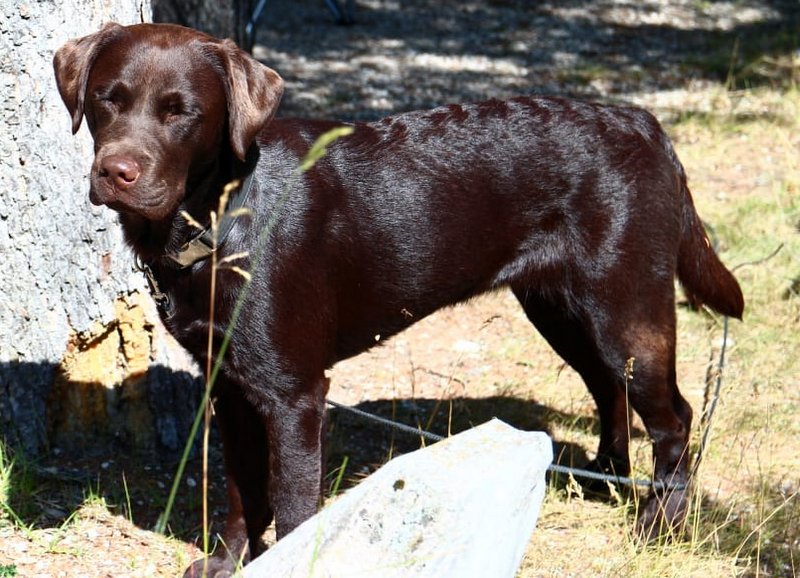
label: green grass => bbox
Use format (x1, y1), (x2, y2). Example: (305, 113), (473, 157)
(0, 441), (11, 520)
(0, 441), (36, 531)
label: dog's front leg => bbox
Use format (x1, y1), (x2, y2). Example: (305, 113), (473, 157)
(183, 380), (274, 578)
(266, 378), (328, 539)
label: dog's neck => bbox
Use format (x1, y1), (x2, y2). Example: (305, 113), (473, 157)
(121, 146), (258, 266)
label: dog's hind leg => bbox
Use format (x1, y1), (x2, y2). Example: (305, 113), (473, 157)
(588, 285), (693, 540)
(511, 285), (633, 484)
(611, 307), (693, 541)
(512, 280), (692, 539)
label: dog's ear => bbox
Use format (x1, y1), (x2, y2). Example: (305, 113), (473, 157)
(215, 39), (284, 161)
(53, 22), (124, 134)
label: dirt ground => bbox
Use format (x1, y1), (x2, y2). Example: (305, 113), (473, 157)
(2, 1), (799, 577)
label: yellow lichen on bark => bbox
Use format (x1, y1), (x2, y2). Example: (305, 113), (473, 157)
(47, 291), (156, 450)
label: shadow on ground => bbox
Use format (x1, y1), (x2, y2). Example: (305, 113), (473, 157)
(0, 360), (212, 539)
(2, 372), (614, 535)
(2, 366), (791, 570)
(1, 385), (621, 545)
(326, 394), (649, 493)
(251, 0), (799, 120)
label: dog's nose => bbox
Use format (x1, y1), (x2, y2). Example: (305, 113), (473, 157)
(99, 155), (141, 189)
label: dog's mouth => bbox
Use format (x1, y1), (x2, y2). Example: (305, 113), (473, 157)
(89, 146), (188, 221)
(90, 178), (183, 222)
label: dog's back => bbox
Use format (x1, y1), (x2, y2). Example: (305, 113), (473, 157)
(256, 97), (742, 358)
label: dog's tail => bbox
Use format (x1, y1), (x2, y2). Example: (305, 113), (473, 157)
(670, 146), (744, 319)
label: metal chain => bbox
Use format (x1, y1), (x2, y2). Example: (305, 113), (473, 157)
(325, 395), (697, 493)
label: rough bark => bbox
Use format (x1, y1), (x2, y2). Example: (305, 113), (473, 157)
(0, 1), (202, 457)
(152, 0), (256, 51)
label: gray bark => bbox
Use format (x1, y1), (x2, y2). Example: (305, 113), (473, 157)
(0, 1), (202, 457)
(152, 0), (255, 51)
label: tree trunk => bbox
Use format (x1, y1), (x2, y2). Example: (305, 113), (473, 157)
(0, 1), (202, 458)
(152, 0), (256, 51)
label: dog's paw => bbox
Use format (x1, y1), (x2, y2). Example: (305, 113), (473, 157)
(182, 556), (239, 578)
(635, 486), (689, 543)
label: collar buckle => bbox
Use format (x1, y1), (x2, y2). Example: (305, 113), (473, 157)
(164, 149), (258, 269)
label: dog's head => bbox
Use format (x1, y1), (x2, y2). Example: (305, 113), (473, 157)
(53, 22), (283, 221)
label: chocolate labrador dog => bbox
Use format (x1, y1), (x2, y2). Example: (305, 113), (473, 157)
(54, 22), (743, 576)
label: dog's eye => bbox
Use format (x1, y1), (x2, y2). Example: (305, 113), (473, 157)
(160, 95), (188, 122)
(95, 88), (125, 110)
(165, 103), (182, 117)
